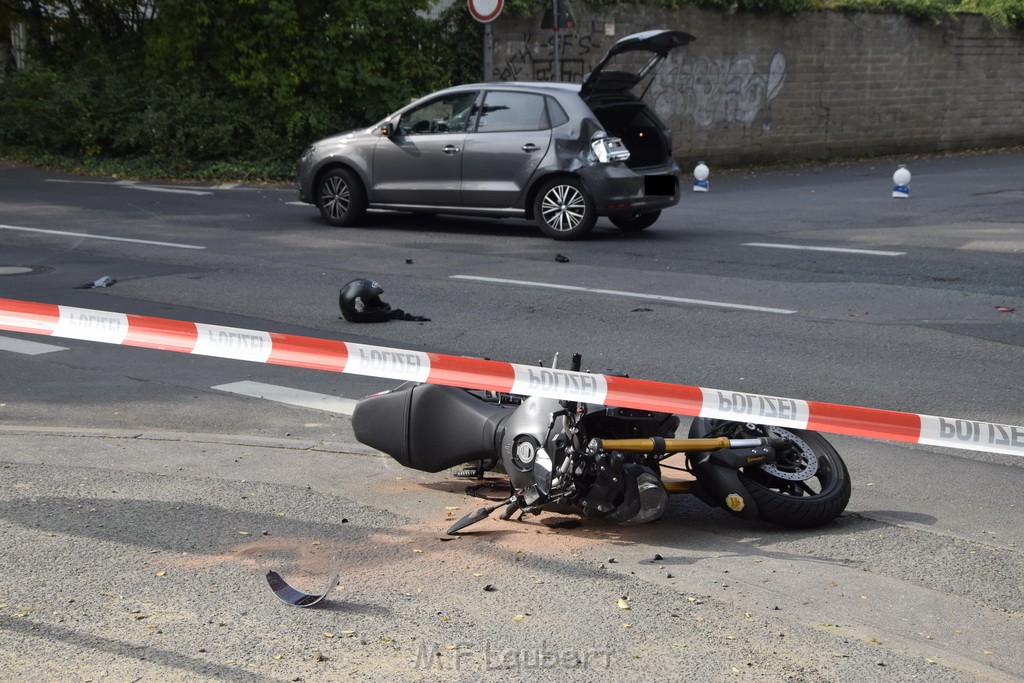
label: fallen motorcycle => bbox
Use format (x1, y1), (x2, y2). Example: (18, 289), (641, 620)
(352, 354), (851, 534)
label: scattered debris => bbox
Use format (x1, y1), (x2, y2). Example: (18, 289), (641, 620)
(78, 276), (116, 289)
(389, 308), (431, 322)
(265, 570), (339, 608)
(554, 253), (570, 263)
(631, 307), (653, 313)
(483, 584), (497, 592)
(995, 306), (1015, 313)
(542, 517), (582, 530)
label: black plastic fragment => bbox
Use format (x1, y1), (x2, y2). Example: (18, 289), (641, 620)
(266, 570), (339, 608)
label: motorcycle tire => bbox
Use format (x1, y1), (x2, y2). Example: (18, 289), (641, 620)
(688, 418), (851, 528)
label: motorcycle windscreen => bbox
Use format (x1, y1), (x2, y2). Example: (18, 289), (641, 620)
(352, 384), (511, 473)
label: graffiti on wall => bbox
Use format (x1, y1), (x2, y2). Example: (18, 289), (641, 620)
(651, 52), (788, 131)
(496, 30), (787, 131)
(496, 32), (597, 84)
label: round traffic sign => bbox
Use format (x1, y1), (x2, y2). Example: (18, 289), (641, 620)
(468, 0), (504, 23)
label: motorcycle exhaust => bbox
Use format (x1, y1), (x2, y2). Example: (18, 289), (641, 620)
(688, 451), (759, 519)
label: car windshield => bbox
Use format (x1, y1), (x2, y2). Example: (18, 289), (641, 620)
(581, 30), (694, 102)
(584, 50), (663, 99)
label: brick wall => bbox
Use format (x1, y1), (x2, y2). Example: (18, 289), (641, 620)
(491, 7), (1024, 166)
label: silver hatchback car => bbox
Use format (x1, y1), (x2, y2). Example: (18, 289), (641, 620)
(297, 29), (694, 240)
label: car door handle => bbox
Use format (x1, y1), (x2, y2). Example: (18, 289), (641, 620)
(521, 143), (540, 153)
(443, 145), (460, 155)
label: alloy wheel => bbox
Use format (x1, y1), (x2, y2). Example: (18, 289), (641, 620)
(320, 175), (350, 221)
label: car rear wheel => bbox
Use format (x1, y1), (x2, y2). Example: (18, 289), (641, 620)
(610, 210), (661, 232)
(317, 167), (366, 227)
(534, 178), (596, 240)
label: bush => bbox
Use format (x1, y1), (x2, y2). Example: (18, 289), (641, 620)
(956, 0), (1024, 26)
(0, 0), (468, 179)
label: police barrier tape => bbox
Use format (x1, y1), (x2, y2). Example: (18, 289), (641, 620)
(2, 297), (1022, 458)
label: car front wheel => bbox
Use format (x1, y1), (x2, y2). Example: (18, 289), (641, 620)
(317, 167), (366, 227)
(534, 178), (596, 240)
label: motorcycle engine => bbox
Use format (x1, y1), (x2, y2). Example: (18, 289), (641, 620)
(498, 395), (671, 524)
(500, 396), (566, 491)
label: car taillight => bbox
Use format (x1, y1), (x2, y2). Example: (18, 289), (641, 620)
(591, 136), (631, 163)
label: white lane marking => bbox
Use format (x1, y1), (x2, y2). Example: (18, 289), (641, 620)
(0, 335), (68, 355)
(46, 178), (213, 195)
(125, 185), (213, 196)
(0, 224), (206, 250)
(287, 201), (309, 206)
(44, 179), (132, 187)
(744, 242), (906, 256)
(451, 275), (797, 315)
(212, 381), (356, 416)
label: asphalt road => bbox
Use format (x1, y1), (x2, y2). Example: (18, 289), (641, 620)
(1, 153), (1022, 681)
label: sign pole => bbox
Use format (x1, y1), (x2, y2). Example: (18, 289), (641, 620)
(467, 0), (503, 82)
(483, 22), (492, 81)
(552, 0), (560, 81)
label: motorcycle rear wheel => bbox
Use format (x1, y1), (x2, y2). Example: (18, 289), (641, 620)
(688, 418), (851, 528)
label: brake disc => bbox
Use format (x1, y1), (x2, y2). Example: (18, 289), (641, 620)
(758, 426), (818, 481)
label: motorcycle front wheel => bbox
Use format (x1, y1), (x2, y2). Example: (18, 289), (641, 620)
(689, 418), (851, 528)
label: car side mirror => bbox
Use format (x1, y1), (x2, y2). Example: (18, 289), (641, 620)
(379, 122), (394, 137)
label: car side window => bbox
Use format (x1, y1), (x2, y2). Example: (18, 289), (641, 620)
(476, 92), (549, 133)
(397, 92), (479, 136)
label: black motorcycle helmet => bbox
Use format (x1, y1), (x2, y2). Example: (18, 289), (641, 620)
(339, 278), (391, 322)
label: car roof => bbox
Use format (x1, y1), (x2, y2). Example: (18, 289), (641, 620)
(439, 82), (582, 95)
(383, 81), (587, 123)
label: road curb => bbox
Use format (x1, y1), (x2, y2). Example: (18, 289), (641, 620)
(0, 424), (380, 456)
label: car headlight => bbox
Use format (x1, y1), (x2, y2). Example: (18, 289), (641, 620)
(300, 145), (316, 162)
(591, 136), (630, 164)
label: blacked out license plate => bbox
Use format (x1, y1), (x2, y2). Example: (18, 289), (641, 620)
(644, 175), (675, 196)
